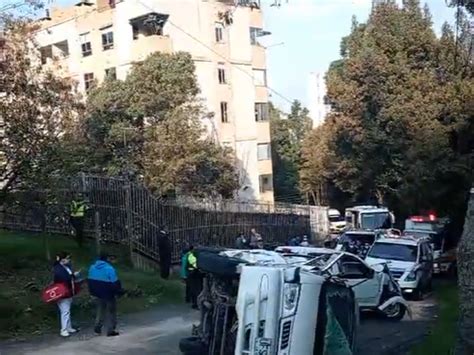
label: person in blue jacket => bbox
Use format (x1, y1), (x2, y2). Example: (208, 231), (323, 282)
(87, 252), (124, 337)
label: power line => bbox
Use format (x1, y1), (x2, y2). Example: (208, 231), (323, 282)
(34, 0), (295, 106)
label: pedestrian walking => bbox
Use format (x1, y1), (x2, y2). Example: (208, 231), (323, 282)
(87, 252), (124, 337)
(158, 227), (172, 279)
(53, 251), (80, 337)
(70, 193), (88, 247)
(180, 245), (191, 303)
(249, 228), (263, 249)
(186, 246), (202, 310)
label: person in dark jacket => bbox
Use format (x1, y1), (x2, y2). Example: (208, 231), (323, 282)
(88, 252), (124, 336)
(53, 251), (80, 337)
(158, 227), (172, 279)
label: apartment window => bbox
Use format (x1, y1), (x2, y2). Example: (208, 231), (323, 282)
(105, 67), (117, 80)
(130, 12), (168, 40)
(259, 174), (273, 193)
(250, 27), (261, 45)
(255, 103), (269, 122)
(215, 23), (224, 43)
(253, 69), (267, 86)
(84, 72), (94, 92)
(218, 67), (227, 84)
(101, 29), (114, 50)
(257, 143), (271, 161)
(79, 32), (92, 57)
(220, 102), (229, 123)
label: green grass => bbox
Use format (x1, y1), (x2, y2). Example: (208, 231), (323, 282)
(0, 230), (183, 340)
(411, 281), (458, 355)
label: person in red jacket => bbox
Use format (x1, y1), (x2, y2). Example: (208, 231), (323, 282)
(53, 251), (80, 337)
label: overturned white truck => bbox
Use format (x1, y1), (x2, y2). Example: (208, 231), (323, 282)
(179, 248), (358, 355)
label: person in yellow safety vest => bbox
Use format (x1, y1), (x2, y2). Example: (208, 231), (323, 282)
(70, 195), (88, 248)
(186, 246), (202, 310)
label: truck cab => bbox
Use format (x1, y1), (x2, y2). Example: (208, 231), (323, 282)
(345, 205), (394, 231)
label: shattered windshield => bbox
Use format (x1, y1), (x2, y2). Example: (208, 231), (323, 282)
(304, 253), (338, 269)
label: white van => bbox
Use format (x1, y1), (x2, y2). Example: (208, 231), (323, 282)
(365, 237), (433, 299)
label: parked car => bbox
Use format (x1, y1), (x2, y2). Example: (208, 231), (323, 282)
(365, 237), (433, 300)
(179, 247), (358, 355)
(278, 246), (410, 320)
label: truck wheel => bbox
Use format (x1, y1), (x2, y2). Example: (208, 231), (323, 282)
(197, 251), (243, 277)
(383, 303), (406, 321)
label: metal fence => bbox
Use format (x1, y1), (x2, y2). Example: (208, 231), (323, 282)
(0, 175), (312, 263)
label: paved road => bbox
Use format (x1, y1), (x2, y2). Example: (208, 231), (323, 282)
(0, 304), (199, 355)
(1, 296), (436, 355)
(357, 294), (437, 355)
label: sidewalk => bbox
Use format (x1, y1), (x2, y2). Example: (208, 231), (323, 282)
(0, 304), (199, 355)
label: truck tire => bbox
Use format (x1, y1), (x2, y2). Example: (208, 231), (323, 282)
(179, 336), (207, 354)
(197, 251), (243, 277)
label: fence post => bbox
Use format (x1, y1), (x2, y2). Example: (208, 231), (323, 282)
(124, 182), (134, 267)
(94, 210), (101, 256)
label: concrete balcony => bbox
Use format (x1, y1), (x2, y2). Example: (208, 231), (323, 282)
(252, 45), (266, 69)
(130, 35), (172, 62)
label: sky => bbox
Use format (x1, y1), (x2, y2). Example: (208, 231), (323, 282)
(258, 0), (456, 111)
(11, 0), (456, 111)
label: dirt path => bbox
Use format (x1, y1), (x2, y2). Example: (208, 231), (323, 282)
(0, 304), (199, 355)
(1, 296), (436, 355)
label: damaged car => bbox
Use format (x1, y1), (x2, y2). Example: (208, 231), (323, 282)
(179, 248), (358, 355)
(276, 246), (410, 320)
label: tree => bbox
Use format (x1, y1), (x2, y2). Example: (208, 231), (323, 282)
(0, 19), (82, 195)
(301, 1), (473, 218)
(458, 188), (474, 354)
(270, 100), (312, 203)
(78, 52), (239, 198)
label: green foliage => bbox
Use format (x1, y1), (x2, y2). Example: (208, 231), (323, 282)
(74, 52), (239, 198)
(271, 101), (312, 203)
(0, 20), (83, 194)
(301, 1), (473, 218)
(0, 230), (183, 339)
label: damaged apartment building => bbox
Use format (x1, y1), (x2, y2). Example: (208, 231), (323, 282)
(36, 0), (274, 203)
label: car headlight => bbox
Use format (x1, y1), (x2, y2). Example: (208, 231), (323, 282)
(405, 270), (417, 281)
(283, 283), (300, 316)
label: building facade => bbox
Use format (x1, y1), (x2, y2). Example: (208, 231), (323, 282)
(308, 71), (330, 128)
(36, 0), (274, 202)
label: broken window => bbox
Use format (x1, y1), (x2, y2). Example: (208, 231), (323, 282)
(220, 101), (228, 123)
(105, 67), (116, 80)
(215, 23), (224, 43)
(80, 32), (92, 57)
(253, 69), (267, 86)
(101, 28), (114, 50)
(255, 103), (269, 121)
(84, 72), (94, 91)
(259, 174), (273, 193)
(257, 143), (271, 160)
(129, 12), (169, 40)
(218, 67), (226, 84)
